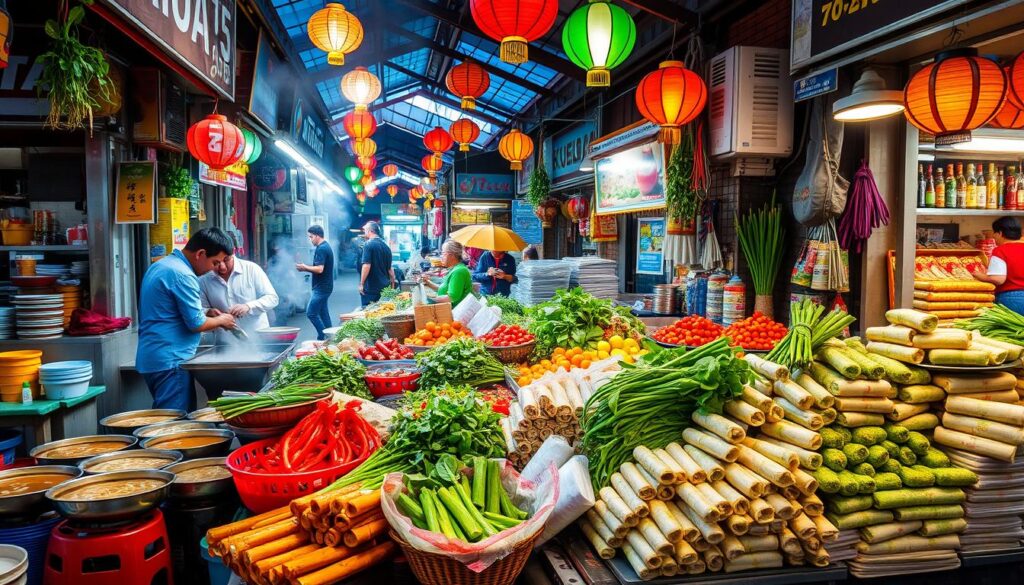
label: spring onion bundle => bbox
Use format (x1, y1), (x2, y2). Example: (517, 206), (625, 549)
(955, 304), (1024, 347)
(764, 301), (857, 369)
(736, 198), (785, 297)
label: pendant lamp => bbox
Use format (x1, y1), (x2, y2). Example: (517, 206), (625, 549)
(187, 114), (245, 170)
(635, 61), (707, 144)
(562, 0), (636, 87)
(469, 0), (558, 64)
(357, 156), (377, 172)
(498, 129), (534, 170)
(423, 126), (454, 158)
(307, 3), (363, 66)
(989, 100), (1024, 129)
(832, 69), (905, 122)
(903, 49), (1006, 144)
(422, 154), (443, 178)
(340, 67), (381, 110)
(446, 62), (490, 109)
(1007, 53), (1024, 110)
(450, 118), (481, 151)
(352, 137), (377, 158)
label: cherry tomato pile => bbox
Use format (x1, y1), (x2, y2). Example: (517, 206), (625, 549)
(403, 321), (470, 346)
(249, 400), (379, 473)
(357, 339), (414, 361)
(723, 312), (788, 351)
(652, 315), (724, 347)
(478, 385), (515, 415)
(479, 324), (535, 347)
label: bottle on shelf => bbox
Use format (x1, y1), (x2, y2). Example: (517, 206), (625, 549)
(1016, 165), (1024, 210)
(966, 163), (978, 208)
(925, 164), (935, 208)
(976, 163), (988, 209)
(998, 168), (1006, 208)
(945, 164), (956, 210)
(986, 163), (998, 210)
(935, 166), (946, 208)
(956, 163), (967, 208)
(918, 163), (926, 208)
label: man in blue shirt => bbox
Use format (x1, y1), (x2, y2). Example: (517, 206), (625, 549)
(297, 224), (335, 340)
(136, 228), (238, 411)
(473, 250), (518, 296)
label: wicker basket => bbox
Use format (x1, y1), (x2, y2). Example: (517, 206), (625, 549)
(390, 529), (540, 585)
(484, 341), (536, 365)
(381, 314), (415, 340)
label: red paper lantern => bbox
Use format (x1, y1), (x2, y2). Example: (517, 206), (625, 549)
(356, 192), (367, 204)
(423, 126), (454, 157)
(635, 61), (707, 145)
(989, 100), (1024, 129)
(382, 163), (398, 177)
(0, 2), (11, 70)
(498, 129), (534, 171)
(187, 114), (245, 170)
(469, 0), (558, 64)
(450, 118), (481, 152)
(567, 196), (589, 222)
(446, 62), (490, 109)
(1007, 55), (1024, 110)
(386, 184), (399, 199)
(422, 154), (443, 178)
(342, 110), (376, 143)
(357, 156), (377, 171)
(904, 49), (1006, 141)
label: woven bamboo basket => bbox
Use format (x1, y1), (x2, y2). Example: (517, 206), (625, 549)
(390, 529), (540, 585)
(381, 314), (415, 340)
(484, 341), (536, 365)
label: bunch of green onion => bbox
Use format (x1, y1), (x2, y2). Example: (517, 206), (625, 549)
(736, 198), (784, 296)
(765, 300), (856, 369)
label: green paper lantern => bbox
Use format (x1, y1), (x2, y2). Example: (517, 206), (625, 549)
(344, 165), (364, 184)
(240, 128), (262, 164)
(351, 182), (364, 194)
(562, 0), (636, 87)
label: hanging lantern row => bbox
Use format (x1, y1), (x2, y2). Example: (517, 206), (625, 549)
(562, 0), (637, 87)
(423, 126), (454, 158)
(498, 129), (534, 171)
(307, 3), (363, 66)
(340, 66), (381, 110)
(352, 137), (377, 159)
(342, 109), (376, 142)
(470, 0), (557, 65)
(381, 163), (398, 178)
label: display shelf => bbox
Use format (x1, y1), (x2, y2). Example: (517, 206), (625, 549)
(916, 208), (1024, 216)
(959, 548), (1024, 568)
(605, 556), (848, 585)
(0, 245), (89, 252)
(914, 248), (986, 255)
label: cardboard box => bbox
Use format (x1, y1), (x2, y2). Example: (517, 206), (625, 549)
(414, 302), (453, 330)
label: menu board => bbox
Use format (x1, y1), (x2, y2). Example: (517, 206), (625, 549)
(512, 200), (543, 245)
(594, 142), (666, 216)
(114, 162), (157, 224)
(636, 217), (666, 275)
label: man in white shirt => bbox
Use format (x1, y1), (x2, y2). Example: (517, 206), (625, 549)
(200, 255), (279, 339)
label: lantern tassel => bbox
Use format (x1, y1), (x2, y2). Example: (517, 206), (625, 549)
(460, 144), (470, 152)
(461, 97), (476, 110)
(658, 126), (682, 145)
(587, 68), (611, 88)
(500, 37), (529, 64)
(327, 51), (345, 66)
(510, 161), (523, 171)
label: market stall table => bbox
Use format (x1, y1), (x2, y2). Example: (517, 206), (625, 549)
(0, 386), (105, 449)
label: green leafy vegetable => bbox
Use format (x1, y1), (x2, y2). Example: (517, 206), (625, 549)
(271, 351), (371, 399)
(528, 288), (645, 358)
(415, 338), (507, 391)
(955, 304), (1024, 346)
(334, 317), (385, 344)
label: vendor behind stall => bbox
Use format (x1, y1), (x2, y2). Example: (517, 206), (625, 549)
(200, 254), (279, 340)
(420, 239), (473, 306)
(473, 249), (518, 296)
(974, 217), (1024, 313)
(136, 228), (238, 412)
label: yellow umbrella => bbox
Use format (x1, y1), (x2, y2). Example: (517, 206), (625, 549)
(449, 224), (527, 252)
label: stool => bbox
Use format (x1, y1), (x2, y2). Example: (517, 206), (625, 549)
(43, 509), (173, 585)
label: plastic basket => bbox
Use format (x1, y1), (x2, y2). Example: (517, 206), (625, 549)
(226, 395), (327, 429)
(0, 429), (21, 466)
(226, 437), (370, 513)
(390, 529), (540, 585)
(364, 367), (420, 398)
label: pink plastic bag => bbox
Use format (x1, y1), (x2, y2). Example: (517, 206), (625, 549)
(380, 460), (559, 572)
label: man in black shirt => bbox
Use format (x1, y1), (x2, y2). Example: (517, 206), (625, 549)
(358, 221), (395, 306)
(296, 224), (335, 340)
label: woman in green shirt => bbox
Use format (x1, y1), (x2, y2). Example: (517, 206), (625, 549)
(420, 239), (473, 306)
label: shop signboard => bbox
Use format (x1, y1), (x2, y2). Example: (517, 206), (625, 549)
(511, 200), (543, 245)
(0, 26), (49, 118)
(516, 153), (536, 195)
(591, 214), (618, 242)
(589, 121), (659, 159)
(456, 173), (515, 200)
(546, 121), (599, 188)
(636, 217), (666, 276)
(594, 142), (667, 216)
(150, 197), (190, 262)
(290, 98), (327, 162)
(791, 0), (969, 71)
(248, 31), (282, 131)
(199, 161), (247, 190)
(794, 68), (837, 102)
(114, 161), (157, 224)
(96, 0), (236, 100)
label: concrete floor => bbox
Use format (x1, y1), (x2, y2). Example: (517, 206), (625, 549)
(282, 270), (363, 340)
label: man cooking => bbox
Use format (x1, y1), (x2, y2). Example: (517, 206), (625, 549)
(200, 253), (279, 341)
(136, 228), (238, 412)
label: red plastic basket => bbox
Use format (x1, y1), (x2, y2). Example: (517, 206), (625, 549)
(226, 437), (370, 513)
(364, 368), (420, 398)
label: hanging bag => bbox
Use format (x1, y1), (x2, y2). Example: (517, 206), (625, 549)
(793, 96), (849, 226)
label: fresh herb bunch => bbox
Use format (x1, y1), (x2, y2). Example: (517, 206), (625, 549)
(333, 317), (385, 344)
(271, 351), (371, 400)
(527, 288), (645, 358)
(666, 127), (697, 222)
(485, 295), (525, 316)
(955, 304), (1024, 345)
(736, 197), (785, 296)
(580, 338), (751, 488)
(37, 0), (117, 131)
(163, 164), (195, 199)
(415, 338), (507, 391)
(526, 159), (550, 208)
(328, 385), (506, 490)
(209, 383), (332, 419)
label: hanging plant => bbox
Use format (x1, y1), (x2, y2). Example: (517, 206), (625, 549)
(665, 127), (697, 221)
(526, 156), (550, 208)
(36, 0), (116, 132)
(162, 163), (195, 200)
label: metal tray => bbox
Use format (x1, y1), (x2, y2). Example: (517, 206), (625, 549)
(916, 359), (1022, 373)
(179, 343), (293, 395)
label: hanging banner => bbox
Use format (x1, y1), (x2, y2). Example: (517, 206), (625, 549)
(591, 212), (618, 242)
(546, 120), (599, 188)
(636, 217), (666, 275)
(594, 142), (667, 215)
(95, 0), (236, 99)
(511, 200), (543, 245)
(456, 173), (515, 200)
(114, 161), (157, 224)
(199, 161), (247, 190)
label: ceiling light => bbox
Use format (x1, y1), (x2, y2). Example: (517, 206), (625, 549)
(455, 203), (506, 210)
(833, 69), (905, 122)
(950, 136), (1024, 152)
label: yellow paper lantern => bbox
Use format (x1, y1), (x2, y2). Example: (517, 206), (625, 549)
(498, 129), (534, 171)
(307, 3), (363, 66)
(341, 66), (381, 110)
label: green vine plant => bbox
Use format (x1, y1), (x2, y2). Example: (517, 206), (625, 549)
(665, 127), (697, 222)
(526, 156), (550, 208)
(162, 163), (195, 200)
(36, 0), (116, 132)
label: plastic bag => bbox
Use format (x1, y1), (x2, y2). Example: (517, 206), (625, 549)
(452, 294), (483, 326)
(521, 436), (574, 487)
(467, 306), (501, 337)
(536, 455), (595, 546)
(412, 283), (427, 306)
(381, 460), (559, 572)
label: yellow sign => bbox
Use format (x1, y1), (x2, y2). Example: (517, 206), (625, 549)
(114, 161), (158, 224)
(150, 198), (190, 263)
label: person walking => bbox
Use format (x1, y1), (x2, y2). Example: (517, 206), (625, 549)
(473, 249), (518, 296)
(296, 224), (335, 340)
(973, 217), (1024, 313)
(136, 228), (238, 411)
(358, 221), (396, 306)
(200, 254), (279, 341)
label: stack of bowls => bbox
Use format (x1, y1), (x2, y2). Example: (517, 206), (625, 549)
(0, 528), (51, 585)
(0, 545), (28, 585)
(55, 285), (81, 328)
(0, 308), (14, 341)
(0, 351), (41, 402)
(38, 361), (93, 400)
(71, 261), (88, 278)
(33, 264), (69, 278)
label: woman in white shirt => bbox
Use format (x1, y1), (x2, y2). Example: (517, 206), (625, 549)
(200, 255), (279, 338)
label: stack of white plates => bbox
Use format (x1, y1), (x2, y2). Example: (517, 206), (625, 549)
(71, 261), (89, 278)
(0, 286), (16, 306)
(12, 294), (64, 339)
(0, 308), (14, 341)
(35, 264), (70, 278)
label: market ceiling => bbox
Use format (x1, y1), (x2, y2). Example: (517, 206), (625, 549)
(259, 0), (697, 180)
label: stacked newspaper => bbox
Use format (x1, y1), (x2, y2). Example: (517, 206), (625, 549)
(511, 260), (572, 306)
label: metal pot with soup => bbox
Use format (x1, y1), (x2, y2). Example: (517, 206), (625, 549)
(30, 435), (138, 465)
(79, 449), (183, 474)
(165, 457), (233, 500)
(99, 409), (186, 434)
(45, 470), (174, 521)
(187, 407), (225, 423)
(133, 420), (217, 439)
(141, 429), (235, 459)
(0, 465), (83, 518)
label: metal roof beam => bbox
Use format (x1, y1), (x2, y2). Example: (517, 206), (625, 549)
(309, 38), (430, 83)
(384, 62), (517, 120)
(618, 0), (698, 26)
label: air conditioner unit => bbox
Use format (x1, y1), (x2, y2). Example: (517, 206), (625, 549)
(130, 68), (187, 151)
(709, 46), (793, 159)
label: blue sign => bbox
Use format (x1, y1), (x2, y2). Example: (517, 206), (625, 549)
(636, 217), (665, 275)
(793, 68), (838, 102)
(546, 121), (599, 186)
(455, 173), (515, 200)
(290, 98), (327, 161)
(512, 200), (543, 245)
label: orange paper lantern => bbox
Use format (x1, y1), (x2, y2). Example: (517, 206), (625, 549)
(342, 110), (376, 142)
(423, 126), (454, 156)
(307, 3), (363, 66)
(357, 156), (377, 172)
(187, 114), (245, 170)
(352, 137), (377, 158)
(356, 192), (367, 204)
(381, 163), (398, 177)
(340, 66), (381, 110)
(446, 62), (490, 109)
(989, 100), (1024, 129)
(360, 174), (373, 187)
(904, 49), (1006, 141)
(1007, 54), (1024, 110)
(450, 118), (481, 152)
(422, 154), (443, 178)
(498, 129), (534, 171)
(387, 184), (399, 199)
(635, 60), (707, 144)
